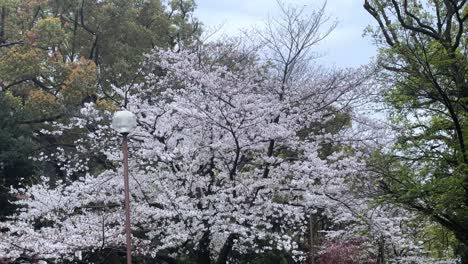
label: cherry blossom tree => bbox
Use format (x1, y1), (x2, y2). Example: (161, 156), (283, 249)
(0, 41), (375, 263)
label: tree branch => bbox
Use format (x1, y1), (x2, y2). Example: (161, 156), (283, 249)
(391, 0), (441, 40)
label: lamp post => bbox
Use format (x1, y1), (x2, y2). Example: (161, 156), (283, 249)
(111, 110), (137, 264)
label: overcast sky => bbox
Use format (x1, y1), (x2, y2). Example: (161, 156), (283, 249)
(194, 0), (378, 68)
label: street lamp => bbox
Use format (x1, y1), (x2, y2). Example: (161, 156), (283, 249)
(111, 110), (137, 264)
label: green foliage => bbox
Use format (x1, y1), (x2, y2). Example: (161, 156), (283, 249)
(0, 0), (200, 117)
(422, 223), (458, 259)
(31, 16), (67, 47)
(364, 0), (468, 253)
(0, 93), (37, 219)
(298, 109), (352, 158)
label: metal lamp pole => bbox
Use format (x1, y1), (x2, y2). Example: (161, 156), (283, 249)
(112, 110), (137, 264)
(122, 133), (132, 264)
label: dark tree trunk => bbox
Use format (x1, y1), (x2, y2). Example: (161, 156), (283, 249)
(196, 230), (212, 264)
(376, 236), (385, 264)
(216, 233), (239, 264)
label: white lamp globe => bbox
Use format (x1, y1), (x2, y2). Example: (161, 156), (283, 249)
(111, 110), (137, 134)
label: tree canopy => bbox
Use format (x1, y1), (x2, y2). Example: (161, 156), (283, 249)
(364, 0), (467, 260)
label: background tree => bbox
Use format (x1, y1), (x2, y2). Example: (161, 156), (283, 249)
(1, 0), (200, 96)
(364, 0), (468, 260)
(0, 92), (37, 220)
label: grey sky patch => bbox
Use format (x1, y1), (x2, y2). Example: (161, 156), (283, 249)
(194, 0), (377, 67)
